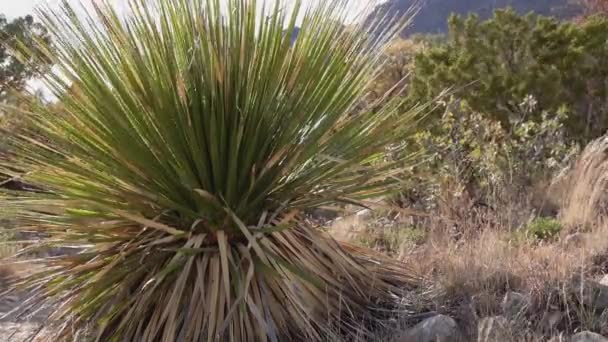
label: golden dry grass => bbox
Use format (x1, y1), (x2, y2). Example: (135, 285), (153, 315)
(327, 135), (608, 340)
(331, 215), (608, 340)
(557, 136), (608, 229)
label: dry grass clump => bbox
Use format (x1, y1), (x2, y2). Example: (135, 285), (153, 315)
(335, 215), (608, 340)
(557, 135), (608, 229)
(402, 224), (608, 334)
(0, 228), (18, 287)
(0, 263), (14, 289)
(327, 134), (608, 340)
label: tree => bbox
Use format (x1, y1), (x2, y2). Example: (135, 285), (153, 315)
(0, 14), (51, 102)
(0, 14), (52, 190)
(408, 9), (608, 141)
(2, 1), (422, 340)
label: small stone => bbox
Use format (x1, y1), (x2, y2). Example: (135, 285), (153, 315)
(46, 246), (83, 257)
(307, 208), (339, 222)
(355, 209), (373, 220)
(477, 316), (511, 342)
(540, 311), (563, 333)
(571, 331), (608, 342)
(501, 291), (530, 318)
(395, 314), (462, 342)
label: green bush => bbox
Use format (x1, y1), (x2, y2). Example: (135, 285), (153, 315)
(393, 98), (577, 216)
(524, 217), (563, 241)
(408, 9), (608, 142)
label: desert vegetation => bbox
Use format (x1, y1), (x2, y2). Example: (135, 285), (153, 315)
(1, 0), (608, 342)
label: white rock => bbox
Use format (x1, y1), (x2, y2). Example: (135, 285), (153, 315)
(395, 314), (462, 342)
(571, 331), (608, 342)
(600, 274), (608, 287)
(355, 209), (373, 220)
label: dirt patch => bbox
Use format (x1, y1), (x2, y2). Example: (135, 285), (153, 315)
(0, 263), (51, 341)
(0, 323), (44, 342)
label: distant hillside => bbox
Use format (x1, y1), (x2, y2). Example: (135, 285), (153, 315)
(371, 0), (584, 34)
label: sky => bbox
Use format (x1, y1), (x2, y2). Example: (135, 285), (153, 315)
(3, 0), (386, 21)
(4, 0), (388, 100)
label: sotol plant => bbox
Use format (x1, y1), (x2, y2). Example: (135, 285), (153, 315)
(2, 0), (424, 340)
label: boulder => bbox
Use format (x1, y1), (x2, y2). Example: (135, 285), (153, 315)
(501, 291), (530, 318)
(539, 311), (563, 334)
(477, 316), (511, 342)
(600, 274), (608, 287)
(395, 314), (462, 342)
(571, 331), (608, 342)
(571, 278), (608, 311)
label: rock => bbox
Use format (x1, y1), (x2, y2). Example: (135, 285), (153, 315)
(306, 208), (340, 223)
(600, 274), (608, 287)
(571, 278), (608, 311)
(540, 311), (563, 333)
(571, 331), (608, 342)
(477, 316), (511, 342)
(355, 209), (373, 220)
(46, 246), (83, 257)
(501, 291), (530, 318)
(395, 314), (462, 342)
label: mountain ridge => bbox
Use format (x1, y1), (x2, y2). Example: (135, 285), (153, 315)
(371, 0), (584, 34)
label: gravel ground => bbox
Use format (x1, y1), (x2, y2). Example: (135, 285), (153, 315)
(0, 322), (44, 342)
(0, 288), (51, 341)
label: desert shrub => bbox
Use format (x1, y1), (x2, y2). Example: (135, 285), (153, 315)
(0, 1), (426, 341)
(0, 14), (52, 102)
(524, 217), (563, 241)
(0, 13), (54, 188)
(408, 8), (608, 141)
(357, 222), (427, 256)
(394, 98), (577, 226)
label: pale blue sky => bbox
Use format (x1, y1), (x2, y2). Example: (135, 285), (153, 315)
(5, 0), (388, 99)
(3, 1), (385, 20)
(4, 0), (44, 18)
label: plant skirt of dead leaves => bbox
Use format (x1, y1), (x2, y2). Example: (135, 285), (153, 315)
(0, 0), (424, 340)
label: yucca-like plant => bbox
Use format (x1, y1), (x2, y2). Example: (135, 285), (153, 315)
(2, 0), (424, 340)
